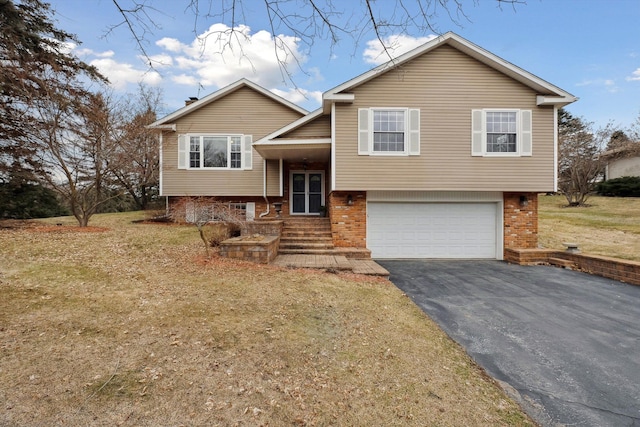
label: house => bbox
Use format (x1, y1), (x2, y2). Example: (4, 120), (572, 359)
(149, 32), (576, 260)
(603, 147), (640, 180)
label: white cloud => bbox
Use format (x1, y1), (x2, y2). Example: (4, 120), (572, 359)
(363, 34), (438, 65)
(576, 78), (619, 92)
(576, 79), (596, 87)
(172, 74), (199, 86)
(270, 88), (322, 106)
(156, 37), (185, 53)
(627, 68), (640, 81)
(604, 79), (619, 93)
(67, 44), (163, 90)
(97, 50), (115, 58)
(155, 23), (313, 90)
(146, 53), (174, 67)
(90, 58), (162, 89)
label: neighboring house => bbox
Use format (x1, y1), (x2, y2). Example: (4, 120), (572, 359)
(603, 147), (640, 180)
(149, 32), (576, 260)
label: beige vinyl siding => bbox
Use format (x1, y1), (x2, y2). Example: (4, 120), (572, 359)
(280, 114), (331, 139)
(334, 45), (556, 192)
(266, 159), (281, 197)
(162, 86), (304, 196)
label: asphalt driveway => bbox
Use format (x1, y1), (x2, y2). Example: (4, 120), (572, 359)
(379, 260), (640, 427)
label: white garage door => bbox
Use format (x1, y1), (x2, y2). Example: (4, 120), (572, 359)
(367, 202), (498, 259)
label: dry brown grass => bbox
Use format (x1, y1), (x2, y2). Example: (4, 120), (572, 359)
(539, 195), (640, 261)
(0, 212), (533, 426)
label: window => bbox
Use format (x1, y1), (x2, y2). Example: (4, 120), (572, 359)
(486, 112), (517, 153)
(179, 134), (252, 169)
(373, 110), (405, 152)
(471, 109), (532, 157)
(185, 202), (249, 224)
(358, 108), (420, 156)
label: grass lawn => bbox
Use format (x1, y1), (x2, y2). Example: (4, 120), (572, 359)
(0, 212), (533, 426)
(539, 194), (640, 261)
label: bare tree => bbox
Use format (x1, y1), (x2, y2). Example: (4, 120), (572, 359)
(108, 85), (162, 210)
(631, 111), (640, 141)
(107, 0), (525, 85)
(557, 108), (609, 207)
(30, 80), (122, 226)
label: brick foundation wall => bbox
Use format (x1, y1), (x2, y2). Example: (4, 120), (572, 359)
(329, 191), (367, 248)
(167, 196), (274, 220)
(503, 192), (538, 250)
(505, 248), (640, 286)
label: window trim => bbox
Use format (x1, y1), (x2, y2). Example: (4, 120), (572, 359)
(183, 134), (245, 170)
(371, 108), (409, 156)
(484, 109), (519, 157)
(472, 109), (532, 158)
(358, 107), (420, 157)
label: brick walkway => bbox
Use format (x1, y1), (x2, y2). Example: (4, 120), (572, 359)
(273, 255), (389, 277)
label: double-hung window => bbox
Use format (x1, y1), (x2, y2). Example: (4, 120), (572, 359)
(358, 108), (420, 156)
(486, 111), (517, 153)
(178, 134), (252, 170)
(471, 109), (532, 157)
(373, 110), (406, 153)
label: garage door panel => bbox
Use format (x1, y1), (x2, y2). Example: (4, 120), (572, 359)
(368, 202), (498, 259)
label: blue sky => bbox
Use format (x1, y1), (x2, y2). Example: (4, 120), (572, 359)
(50, 0), (640, 131)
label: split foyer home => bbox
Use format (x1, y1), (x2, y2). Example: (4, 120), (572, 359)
(149, 32), (577, 260)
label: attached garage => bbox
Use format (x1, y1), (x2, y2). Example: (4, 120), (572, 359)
(367, 192), (504, 259)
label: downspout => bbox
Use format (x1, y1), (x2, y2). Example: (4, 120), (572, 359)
(259, 158), (270, 218)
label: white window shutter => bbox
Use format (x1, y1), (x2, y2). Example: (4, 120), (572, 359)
(178, 134), (188, 169)
(358, 108), (370, 155)
(408, 109), (420, 155)
(243, 135), (253, 170)
(520, 110), (532, 156)
(471, 110), (484, 156)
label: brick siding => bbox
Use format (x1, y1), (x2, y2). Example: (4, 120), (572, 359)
(503, 192), (538, 251)
(328, 191), (367, 248)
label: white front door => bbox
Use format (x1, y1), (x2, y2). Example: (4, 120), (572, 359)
(290, 171), (324, 215)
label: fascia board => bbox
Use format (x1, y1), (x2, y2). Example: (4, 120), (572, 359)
(537, 95), (579, 106)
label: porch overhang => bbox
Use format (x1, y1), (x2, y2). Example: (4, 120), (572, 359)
(253, 138), (331, 162)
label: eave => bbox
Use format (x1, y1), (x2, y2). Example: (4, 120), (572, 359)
(253, 138), (331, 162)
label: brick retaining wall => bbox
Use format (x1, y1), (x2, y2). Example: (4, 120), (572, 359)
(245, 220), (283, 236)
(219, 235), (280, 264)
(505, 248), (640, 286)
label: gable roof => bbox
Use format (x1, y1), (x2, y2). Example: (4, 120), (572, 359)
(148, 78), (308, 128)
(322, 32), (577, 111)
(253, 108), (331, 161)
(256, 108), (325, 143)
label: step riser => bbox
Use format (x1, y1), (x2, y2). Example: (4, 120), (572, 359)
(278, 218), (339, 256)
(282, 234), (332, 239)
(281, 238), (332, 242)
(282, 227), (331, 233)
(280, 245), (334, 250)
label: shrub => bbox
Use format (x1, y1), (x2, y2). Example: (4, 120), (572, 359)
(203, 222), (240, 247)
(597, 176), (640, 197)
